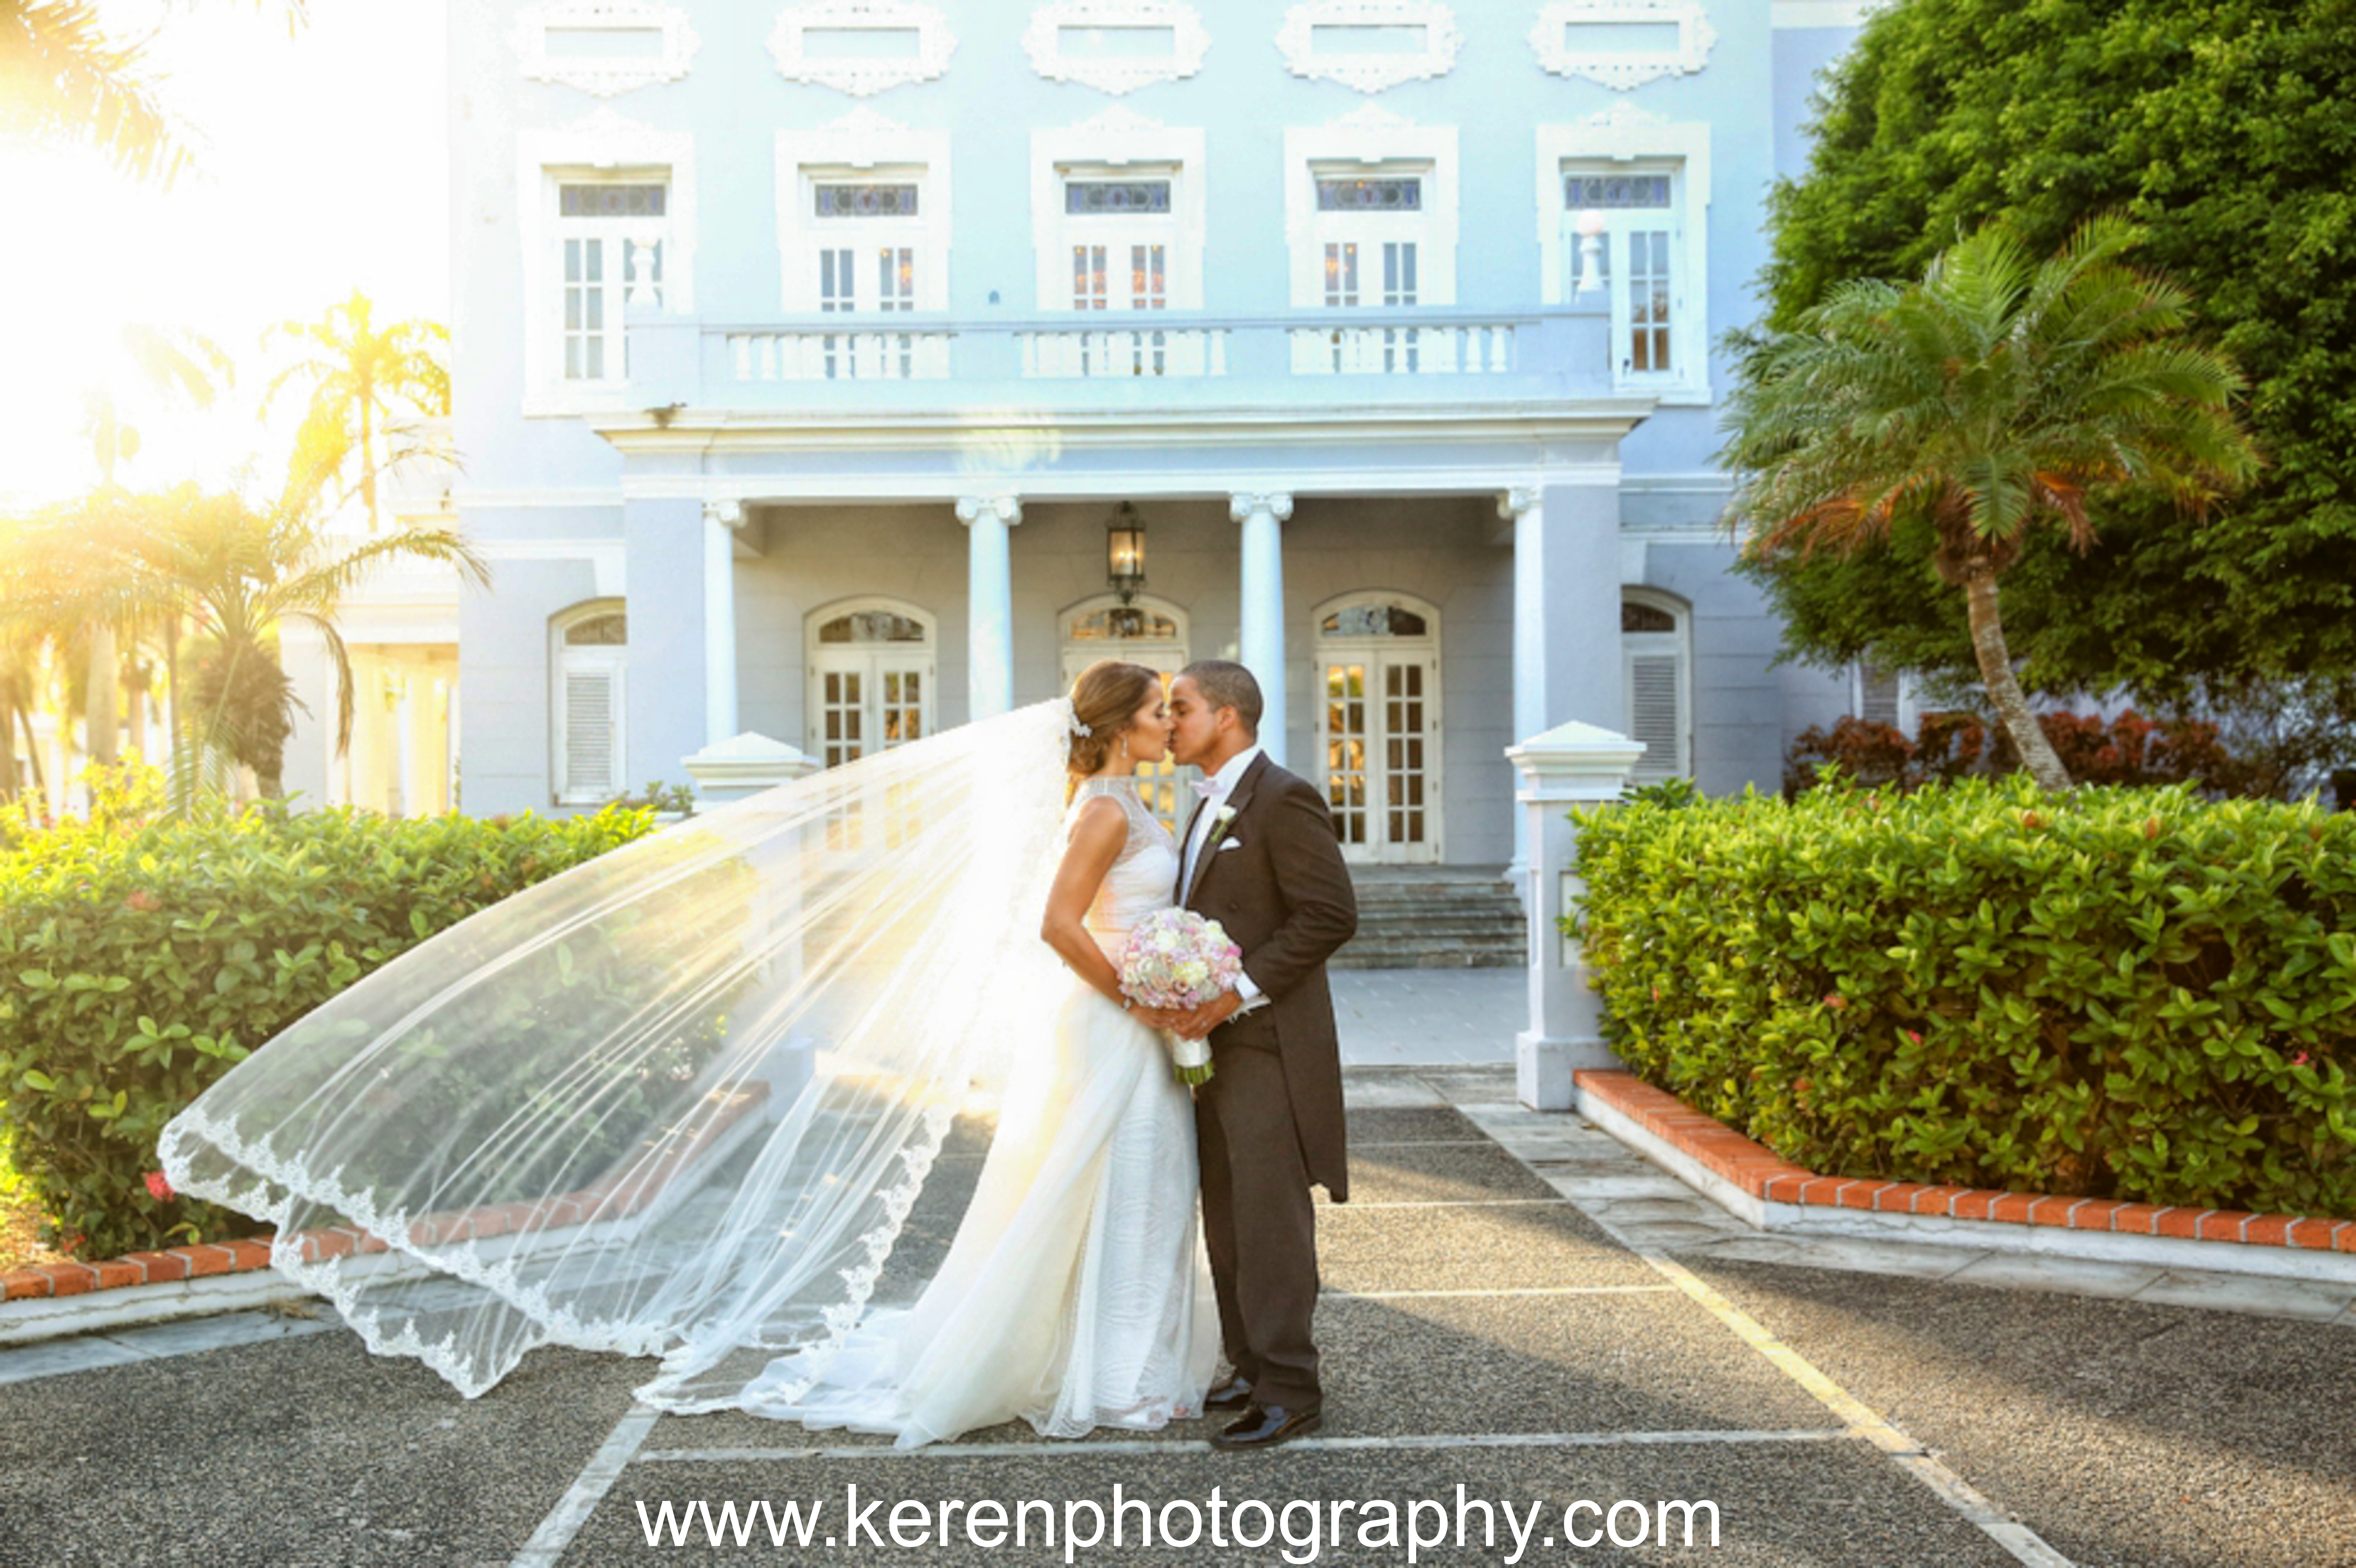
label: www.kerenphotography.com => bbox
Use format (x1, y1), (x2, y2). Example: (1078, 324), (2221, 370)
(3, 1), (2352, 1564)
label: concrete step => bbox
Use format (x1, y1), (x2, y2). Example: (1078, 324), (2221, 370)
(1335, 865), (1527, 969)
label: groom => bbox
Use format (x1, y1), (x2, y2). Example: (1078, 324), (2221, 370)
(1166, 659), (1357, 1451)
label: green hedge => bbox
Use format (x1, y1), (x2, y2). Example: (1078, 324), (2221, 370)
(1570, 776), (2356, 1217)
(1, 788), (665, 1261)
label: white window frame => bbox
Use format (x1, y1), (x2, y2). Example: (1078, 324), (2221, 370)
(804, 596), (937, 767)
(776, 116), (952, 314)
(1852, 660), (1918, 732)
(1031, 110), (1206, 312)
(551, 600), (628, 806)
(517, 112), (697, 418)
(1284, 110), (1457, 309)
(1537, 108), (1709, 403)
(1621, 587), (1692, 784)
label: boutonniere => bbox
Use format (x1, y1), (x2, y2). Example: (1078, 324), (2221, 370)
(1211, 804), (1239, 836)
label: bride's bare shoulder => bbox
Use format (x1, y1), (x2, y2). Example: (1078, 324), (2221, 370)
(1064, 793), (1128, 842)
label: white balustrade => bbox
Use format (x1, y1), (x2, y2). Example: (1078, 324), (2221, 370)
(725, 329), (953, 381)
(1018, 327), (1228, 379)
(1289, 321), (1516, 375)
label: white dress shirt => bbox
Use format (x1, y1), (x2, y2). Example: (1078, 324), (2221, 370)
(1183, 743), (1268, 1013)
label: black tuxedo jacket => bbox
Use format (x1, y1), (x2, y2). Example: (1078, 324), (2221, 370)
(1177, 751), (1358, 1200)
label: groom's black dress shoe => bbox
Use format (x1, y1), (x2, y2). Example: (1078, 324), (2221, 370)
(1209, 1403), (1322, 1450)
(1204, 1375), (1254, 1411)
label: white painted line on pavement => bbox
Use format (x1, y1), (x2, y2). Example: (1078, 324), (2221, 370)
(1325, 1285), (1676, 1299)
(1349, 1139), (1509, 1148)
(510, 1401), (662, 1568)
(1461, 1109), (2079, 1568)
(635, 1427), (1856, 1464)
(1318, 1197), (1570, 1209)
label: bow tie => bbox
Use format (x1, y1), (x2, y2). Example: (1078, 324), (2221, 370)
(1191, 777), (1229, 801)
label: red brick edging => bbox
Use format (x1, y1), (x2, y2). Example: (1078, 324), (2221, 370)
(1575, 1069), (2356, 1256)
(2, 1084), (768, 1305)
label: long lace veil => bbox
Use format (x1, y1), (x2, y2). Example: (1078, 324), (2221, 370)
(158, 696), (1082, 1410)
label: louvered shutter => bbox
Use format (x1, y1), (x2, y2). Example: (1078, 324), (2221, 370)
(563, 666), (617, 800)
(1859, 663), (1901, 728)
(1624, 649), (1686, 784)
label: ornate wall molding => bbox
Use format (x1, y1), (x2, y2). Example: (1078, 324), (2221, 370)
(1530, 0), (1718, 92)
(768, 1), (956, 97)
(1023, 1), (1211, 96)
(538, 104), (687, 168)
(1275, 1), (1463, 95)
(511, 1), (701, 97)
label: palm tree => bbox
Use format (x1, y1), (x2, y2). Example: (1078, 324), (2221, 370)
(263, 291), (451, 532)
(76, 325), (235, 767)
(0, 1), (307, 187)
(1721, 216), (2261, 792)
(7, 481), (490, 809)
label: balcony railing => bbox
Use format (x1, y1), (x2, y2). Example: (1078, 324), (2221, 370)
(623, 303), (1616, 415)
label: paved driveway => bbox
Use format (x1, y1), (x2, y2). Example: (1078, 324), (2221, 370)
(3, 1065), (2350, 1567)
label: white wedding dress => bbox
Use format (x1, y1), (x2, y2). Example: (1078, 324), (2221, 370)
(737, 774), (1221, 1446)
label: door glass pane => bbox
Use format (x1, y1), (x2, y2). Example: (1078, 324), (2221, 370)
(1325, 663), (1367, 845)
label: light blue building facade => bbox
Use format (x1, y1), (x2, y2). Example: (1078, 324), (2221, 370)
(327, 0), (1880, 865)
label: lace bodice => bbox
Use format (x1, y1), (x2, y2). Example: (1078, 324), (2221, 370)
(1068, 776), (1180, 946)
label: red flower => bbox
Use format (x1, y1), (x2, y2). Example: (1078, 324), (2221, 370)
(1905, 1029), (1923, 1046)
(144, 1171), (174, 1202)
(123, 889), (161, 913)
(2291, 1051), (2312, 1068)
(1823, 993), (1848, 1011)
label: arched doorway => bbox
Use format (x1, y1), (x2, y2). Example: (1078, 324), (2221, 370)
(805, 597), (936, 768)
(1060, 594), (1191, 833)
(1313, 591), (1442, 865)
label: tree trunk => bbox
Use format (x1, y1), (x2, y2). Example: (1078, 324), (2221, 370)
(126, 662), (149, 758)
(0, 683), (17, 803)
(16, 701), (42, 799)
(85, 624), (119, 766)
(1963, 564), (2073, 793)
(361, 393), (377, 532)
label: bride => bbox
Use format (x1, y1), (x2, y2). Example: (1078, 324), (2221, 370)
(156, 658), (1219, 1443)
(739, 658), (1220, 1442)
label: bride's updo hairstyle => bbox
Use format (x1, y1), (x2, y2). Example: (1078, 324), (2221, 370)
(1065, 659), (1160, 797)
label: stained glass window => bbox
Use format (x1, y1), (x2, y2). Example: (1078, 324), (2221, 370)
(818, 610), (929, 644)
(1070, 608), (1179, 641)
(1322, 605), (1429, 637)
(814, 183), (919, 218)
(1563, 174), (1670, 210)
(1316, 177), (1422, 212)
(560, 183), (666, 218)
(1064, 180), (1173, 215)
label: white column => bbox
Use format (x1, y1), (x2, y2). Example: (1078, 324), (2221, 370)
(703, 500), (742, 746)
(1502, 486), (1543, 897)
(1507, 720), (1645, 1110)
(956, 495), (1023, 721)
(1229, 491), (1293, 767)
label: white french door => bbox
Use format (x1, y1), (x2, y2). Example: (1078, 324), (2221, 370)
(1060, 597), (1190, 836)
(1316, 597), (1442, 866)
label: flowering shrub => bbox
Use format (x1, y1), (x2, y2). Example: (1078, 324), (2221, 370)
(1570, 774), (2356, 1217)
(1784, 709), (2264, 799)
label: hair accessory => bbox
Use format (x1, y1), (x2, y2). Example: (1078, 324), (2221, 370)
(1062, 698), (1091, 738)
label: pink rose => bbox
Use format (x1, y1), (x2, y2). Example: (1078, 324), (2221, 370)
(145, 1171), (174, 1202)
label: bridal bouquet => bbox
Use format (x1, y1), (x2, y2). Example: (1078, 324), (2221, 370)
(1118, 908), (1243, 1086)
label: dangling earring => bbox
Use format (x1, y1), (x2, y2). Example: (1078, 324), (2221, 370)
(1117, 734), (1132, 766)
